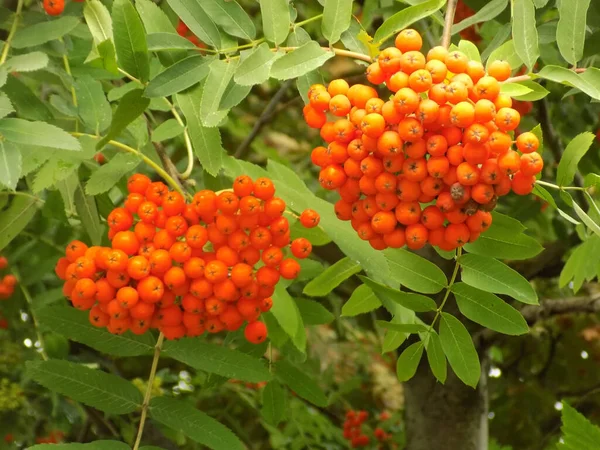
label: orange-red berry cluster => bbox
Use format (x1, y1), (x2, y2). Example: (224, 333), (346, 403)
(0, 257), (16, 300)
(55, 174), (317, 344)
(303, 29), (543, 252)
(343, 410), (393, 448)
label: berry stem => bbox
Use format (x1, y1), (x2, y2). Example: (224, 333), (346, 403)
(0, 0), (24, 65)
(132, 332), (164, 450)
(58, 38), (78, 109)
(441, 0), (459, 49)
(427, 247), (462, 332)
(12, 268), (49, 361)
(535, 179), (586, 191)
(503, 67), (587, 84)
(117, 69), (195, 182)
(294, 14), (323, 29)
(70, 132), (188, 198)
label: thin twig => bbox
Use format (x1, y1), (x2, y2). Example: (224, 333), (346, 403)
(12, 268), (49, 361)
(132, 333), (164, 450)
(0, 0), (24, 65)
(163, 98), (195, 180)
(441, 0), (459, 48)
(504, 68), (586, 84)
(70, 132), (187, 198)
(234, 79), (293, 159)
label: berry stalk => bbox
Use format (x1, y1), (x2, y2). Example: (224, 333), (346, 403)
(132, 332), (164, 450)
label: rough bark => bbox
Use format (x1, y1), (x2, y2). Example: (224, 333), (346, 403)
(404, 350), (489, 450)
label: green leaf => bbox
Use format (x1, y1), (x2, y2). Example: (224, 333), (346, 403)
(383, 248), (447, 294)
(0, 194), (39, 251)
(260, 0), (290, 45)
(303, 256), (361, 297)
(373, 0), (445, 45)
(262, 381), (286, 426)
(557, 132), (595, 187)
(559, 236), (600, 292)
(75, 182), (104, 245)
(75, 75), (112, 134)
(341, 18), (370, 56)
(150, 397), (243, 450)
(271, 41), (334, 80)
(296, 298), (334, 325)
(458, 40), (481, 63)
(151, 119), (184, 142)
(26, 359), (142, 414)
(536, 66), (600, 100)
(97, 89), (150, 149)
(166, 0), (221, 49)
(485, 40), (523, 71)
(234, 43), (278, 86)
(146, 32), (197, 51)
(145, 55), (213, 98)
(50, 95), (77, 118)
(219, 79), (251, 109)
(286, 29), (324, 102)
(11, 16), (80, 49)
(275, 360), (328, 407)
(451, 283), (529, 335)
(396, 342), (424, 382)
(573, 200), (600, 239)
(6, 51), (49, 72)
(463, 218), (543, 260)
(459, 253), (538, 304)
(426, 331), (447, 383)
(163, 338), (271, 382)
(86, 153), (140, 195)
(452, 0), (508, 35)
(439, 312), (480, 388)
(556, 0), (591, 65)
(84, 0), (114, 46)
(270, 284), (303, 348)
(559, 402), (600, 450)
(341, 284), (381, 316)
(38, 305), (155, 356)
(28, 441), (131, 450)
(585, 173), (600, 189)
(112, 0), (150, 82)
(0, 141), (21, 190)
(322, 0), (352, 44)
(360, 276), (437, 312)
(0, 118), (80, 150)
(376, 321), (428, 333)
(510, 80), (550, 101)
(136, 0), (186, 66)
(4, 75), (52, 121)
(512, 0), (539, 70)
(177, 84), (225, 176)
(200, 59), (237, 126)
(0, 68), (6, 88)
(500, 82), (534, 97)
(201, 0), (255, 41)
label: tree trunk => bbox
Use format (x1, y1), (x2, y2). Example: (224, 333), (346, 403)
(404, 353), (489, 450)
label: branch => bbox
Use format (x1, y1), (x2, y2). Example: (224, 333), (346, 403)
(0, 0), (23, 65)
(441, 0), (459, 48)
(132, 332), (164, 450)
(521, 294), (600, 323)
(153, 142), (188, 197)
(476, 293), (600, 348)
(234, 79), (293, 159)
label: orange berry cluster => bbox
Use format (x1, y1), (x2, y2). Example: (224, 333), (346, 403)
(343, 410), (393, 449)
(55, 174), (317, 343)
(0, 257), (16, 300)
(303, 29), (543, 252)
(35, 431), (65, 444)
